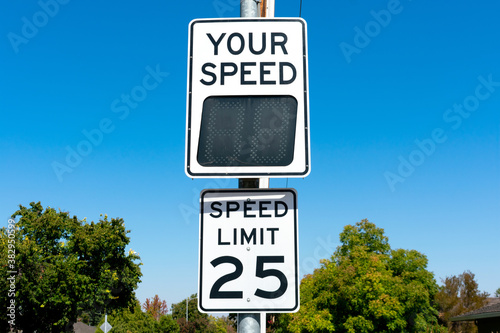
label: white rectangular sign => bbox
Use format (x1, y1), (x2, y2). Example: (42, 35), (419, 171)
(186, 18), (310, 178)
(198, 189), (299, 313)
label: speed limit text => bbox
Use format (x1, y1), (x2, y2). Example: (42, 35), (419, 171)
(207, 199), (289, 246)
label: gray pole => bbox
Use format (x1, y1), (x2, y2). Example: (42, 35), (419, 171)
(238, 4), (262, 332)
(238, 1), (278, 332)
(240, 0), (260, 18)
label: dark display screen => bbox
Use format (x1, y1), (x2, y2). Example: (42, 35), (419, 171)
(197, 96), (298, 167)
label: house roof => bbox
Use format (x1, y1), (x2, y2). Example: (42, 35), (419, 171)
(451, 298), (500, 322)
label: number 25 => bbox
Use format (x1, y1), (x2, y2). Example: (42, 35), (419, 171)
(210, 255), (288, 299)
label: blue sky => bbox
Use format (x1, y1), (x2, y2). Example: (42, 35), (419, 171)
(2, 0), (499, 310)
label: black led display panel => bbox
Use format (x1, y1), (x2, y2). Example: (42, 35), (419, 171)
(197, 96), (298, 167)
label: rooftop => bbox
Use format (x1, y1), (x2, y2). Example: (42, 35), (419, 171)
(451, 298), (500, 322)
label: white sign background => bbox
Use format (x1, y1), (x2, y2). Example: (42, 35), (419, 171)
(198, 189), (299, 313)
(186, 18), (310, 178)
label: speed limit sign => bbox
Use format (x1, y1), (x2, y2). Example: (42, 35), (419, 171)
(198, 188), (299, 313)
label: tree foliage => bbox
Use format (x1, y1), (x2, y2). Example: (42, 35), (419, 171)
(143, 294), (169, 321)
(0, 202), (142, 332)
(96, 300), (179, 333)
(171, 294), (215, 333)
(171, 294), (204, 322)
(170, 295), (235, 333)
(283, 219), (446, 333)
(435, 270), (489, 332)
(176, 317), (218, 333)
(173, 315), (234, 333)
(211, 316), (236, 333)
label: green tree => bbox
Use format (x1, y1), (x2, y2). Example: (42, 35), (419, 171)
(495, 287), (500, 297)
(0, 202), (142, 332)
(96, 300), (180, 333)
(282, 219), (446, 333)
(177, 317), (219, 333)
(96, 301), (156, 333)
(435, 270), (489, 333)
(211, 316), (236, 333)
(171, 295), (221, 333)
(266, 313), (290, 333)
(171, 294), (203, 322)
(158, 314), (181, 333)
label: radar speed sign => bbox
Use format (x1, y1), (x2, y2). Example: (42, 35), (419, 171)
(186, 18), (310, 178)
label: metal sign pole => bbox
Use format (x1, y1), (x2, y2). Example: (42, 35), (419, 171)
(240, 0), (260, 18)
(237, 1), (262, 331)
(259, 3), (273, 332)
(191, 0), (306, 330)
(259, 4), (273, 332)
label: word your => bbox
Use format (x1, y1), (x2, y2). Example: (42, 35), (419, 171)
(8, 0), (71, 53)
(384, 74), (499, 192)
(200, 32), (297, 86)
(339, 0), (404, 63)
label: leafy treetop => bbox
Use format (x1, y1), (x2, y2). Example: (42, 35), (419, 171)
(0, 202), (142, 332)
(143, 294), (169, 321)
(435, 270), (489, 332)
(283, 219), (446, 333)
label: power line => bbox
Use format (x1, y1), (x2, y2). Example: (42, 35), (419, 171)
(299, 0), (303, 17)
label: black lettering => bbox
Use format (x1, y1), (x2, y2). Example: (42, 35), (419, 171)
(241, 228), (257, 245)
(255, 256), (288, 299)
(259, 201), (272, 217)
(275, 201), (288, 217)
(218, 228), (230, 245)
(244, 200), (256, 217)
(241, 62), (257, 85)
(226, 201), (240, 218)
(260, 62), (276, 85)
(221, 62), (238, 85)
(227, 33), (245, 55)
(210, 201), (223, 218)
(271, 32), (288, 55)
(207, 33), (226, 55)
(267, 227), (279, 244)
(200, 63), (217, 85)
(279, 62), (296, 84)
(210, 256), (243, 299)
(249, 32), (266, 55)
